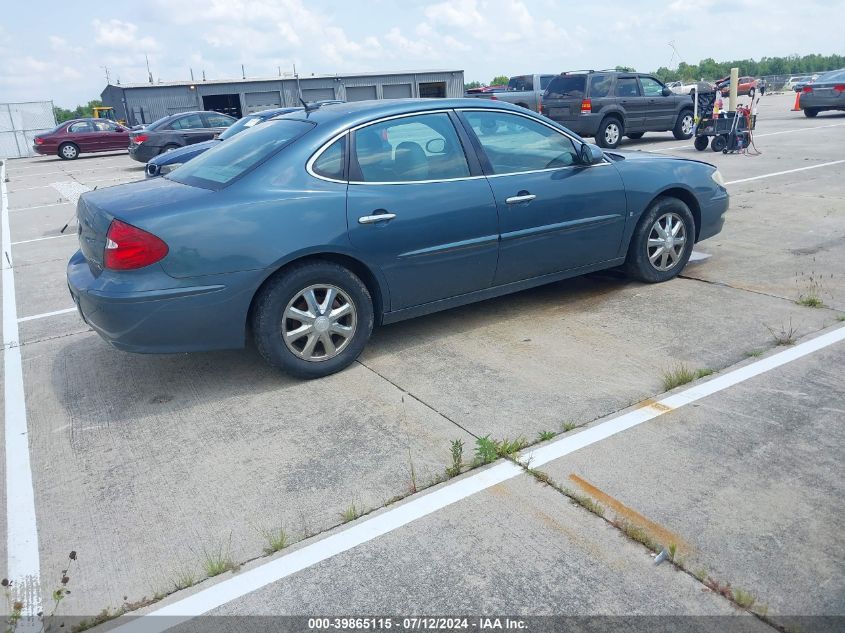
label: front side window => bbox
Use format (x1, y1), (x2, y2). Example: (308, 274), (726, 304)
(352, 113), (470, 183)
(312, 135), (346, 180)
(169, 114), (205, 130)
(615, 77), (640, 97)
(463, 111), (579, 174)
(640, 77), (664, 96)
(168, 119), (314, 189)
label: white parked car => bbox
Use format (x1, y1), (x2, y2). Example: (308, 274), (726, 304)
(667, 80), (714, 96)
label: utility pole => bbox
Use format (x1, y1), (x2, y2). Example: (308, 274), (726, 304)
(241, 64), (246, 79)
(190, 68), (194, 81)
(101, 65), (111, 85)
(145, 54), (153, 83)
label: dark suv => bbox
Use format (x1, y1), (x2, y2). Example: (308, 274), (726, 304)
(128, 110), (236, 163)
(541, 71), (695, 148)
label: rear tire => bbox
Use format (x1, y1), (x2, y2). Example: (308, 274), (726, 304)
(627, 132), (644, 139)
(58, 142), (79, 160)
(252, 261), (374, 379)
(803, 108), (819, 118)
(596, 117), (623, 149)
(694, 136), (709, 151)
(711, 135), (727, 152)
(673, 110), (694, 140)
(625, 197), (695, 283)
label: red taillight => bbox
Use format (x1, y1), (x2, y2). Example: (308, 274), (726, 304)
(802, 85), (813, 93)
(580, 98), (592, 114)
(103, 219), (168, 270)
(489, 95), (498, 100)
(133, 133), (149, 144)
(34, 137), (44, 145)
(834, 84), (845, 93)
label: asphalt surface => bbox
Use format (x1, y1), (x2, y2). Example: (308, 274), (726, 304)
(1, 92), (843, 632)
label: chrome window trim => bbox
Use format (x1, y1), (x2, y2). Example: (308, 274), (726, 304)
(305, 106), (609, 185)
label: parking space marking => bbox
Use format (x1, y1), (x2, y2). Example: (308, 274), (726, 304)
(17, 307), (77, 323)
(725, 159), (845, 185)
(50, 181), (91, 205)
(111, 324), (845, 632)
(1, 161), (42, 613)
(11, 234), (75, 246)
(8, 202), (70, 213)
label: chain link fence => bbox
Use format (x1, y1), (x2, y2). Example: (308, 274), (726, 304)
(0, 101), (57, 159)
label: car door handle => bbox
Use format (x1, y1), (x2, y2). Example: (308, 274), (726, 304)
(358, 212), (397, 224)
(505, 193), (536, 205)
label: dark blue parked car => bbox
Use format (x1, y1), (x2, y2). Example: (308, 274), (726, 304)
(68, 99), (728, 378)
(144, 103), (344, 177)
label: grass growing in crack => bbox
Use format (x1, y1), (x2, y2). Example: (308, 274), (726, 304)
(446, 438), (464, 477)
(694, 567), (708, 582)
(614, 519), (660, 553)
(537, 430), (556, 442)
(695, 368), (713, 379)
(661, 363), (696, 390)
(766, 319), (798, 346)
(745, 349), (763, 358)
(733, 587), (756, 608)
(561, 421), (577, 432)
(569, 490), (606, 518)
(172, 566), (196, 591)
(668, 543), (677, 562)
(496, 437), (528, 458)
(474, 436), (499, 464)
(796, 295), (824, 308)
(201, 535), (236, 577)
(838, 315), (845, 322)
(259, 525), (289, 555)
(341, 501), (361, 523)
(407, 448), (418, 494)
(795, 265), (828, 309)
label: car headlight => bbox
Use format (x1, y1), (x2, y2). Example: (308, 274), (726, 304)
(159, 163), (183, 175)
(711, 169), (726, 187)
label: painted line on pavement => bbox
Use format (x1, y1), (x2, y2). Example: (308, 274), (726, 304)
(18, 307), (77, 323)
(8, 201), (71, 213)
(1, 160), (42, 614)
(725, 159), (845, 185)
(110, 324), (845, 633)
(11, 233), (76, 246)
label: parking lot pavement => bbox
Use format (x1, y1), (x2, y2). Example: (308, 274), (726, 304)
(2, 95), (844, 627)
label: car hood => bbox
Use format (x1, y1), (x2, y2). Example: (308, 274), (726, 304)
(148, 140), (219, 166)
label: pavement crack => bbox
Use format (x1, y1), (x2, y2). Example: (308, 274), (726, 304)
(355, 358), (481, 440)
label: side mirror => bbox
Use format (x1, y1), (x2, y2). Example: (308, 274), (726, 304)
(579, 143), (604, 165)
(662, 86), (672, 97)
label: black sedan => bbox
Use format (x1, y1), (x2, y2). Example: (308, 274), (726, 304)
(799, 68), (845, 117)
(128, 110), (236, 162)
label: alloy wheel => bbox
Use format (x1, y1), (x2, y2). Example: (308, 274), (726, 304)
(681, 114), (694, 135)
(604, 122), (620, 146)
(646, 212), (687, 271)
(282, 284), (357, 362)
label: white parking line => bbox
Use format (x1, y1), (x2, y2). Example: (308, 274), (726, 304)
(17, 307), (77, 323)
(650, 121), (845, 152)
(1, 161), (42, 614)
(111, 324), (845, 633)
(11, 233), (76, 246)
(725, 159), (845, 185)
(8, 201), (71, 213)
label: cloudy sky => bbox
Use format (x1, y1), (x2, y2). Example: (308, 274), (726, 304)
(1, 0), (842, 108)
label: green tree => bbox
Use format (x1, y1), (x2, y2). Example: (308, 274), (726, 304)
(53, 99), (103, 123)
(464, 80), (482, 90)
(491, 75), (509, 86)
(614, 65), (636, 72)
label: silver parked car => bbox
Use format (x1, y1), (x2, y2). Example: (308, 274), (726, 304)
(798, 69), (845, 117)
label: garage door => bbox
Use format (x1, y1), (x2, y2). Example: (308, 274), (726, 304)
(383, 84), (412, 99)
(346, 86), (377, 101)
(245, 91), (282, 114)
(302, 88), (336, 102)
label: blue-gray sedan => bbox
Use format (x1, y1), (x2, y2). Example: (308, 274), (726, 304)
(68, 99), (728, 378)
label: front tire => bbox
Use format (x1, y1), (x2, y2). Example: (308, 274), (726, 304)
(803, 108), (819, 118)
(673, 110), (694, 140)
(625, 197), (695, 283)
(252, 261), (374, 379)
(596, 117), (623, 149)
(58, 142), (79, 160)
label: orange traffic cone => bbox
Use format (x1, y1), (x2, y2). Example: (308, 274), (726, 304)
(791, 91), (801, 111)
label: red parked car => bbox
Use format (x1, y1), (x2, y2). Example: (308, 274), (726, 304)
(716, 76), (759, 97)
(33, 118), (131, 160)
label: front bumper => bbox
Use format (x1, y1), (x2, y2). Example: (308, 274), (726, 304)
(67, 250), (253, 353)
(698, 189), (729, 242)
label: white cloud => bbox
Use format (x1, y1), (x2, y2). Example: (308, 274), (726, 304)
(93, 19), (160, 52)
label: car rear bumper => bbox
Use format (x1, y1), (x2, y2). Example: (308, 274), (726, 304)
(67, 250), (254, 353)
(799, 94), (844, 110)
(543, 111), (603, 137)
(128, 144), (159, 163)
(32, 145), (53, 156)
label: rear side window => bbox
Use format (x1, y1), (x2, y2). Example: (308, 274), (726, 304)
(615, 78), (640, 97)
(544, 75), (585, 99)
(169, 114), (205, 130)
(588, 74), (612, 98)
(312, 135), (346, 181)
(508, 75), (533, 91)
(206, 113), (235, 127)
(168, 119), (314, 189)
(68, 122), (93, 133)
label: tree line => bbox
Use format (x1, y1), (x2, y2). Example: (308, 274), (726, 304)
(465, 53), (845, 90)
(53, 100), (104, 123)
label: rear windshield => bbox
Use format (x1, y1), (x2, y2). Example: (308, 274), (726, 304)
(544, 75), (586, 99)
(218, 114), (263, 140)
(167, 119), (314, 190)
(508, 75), (533, 91)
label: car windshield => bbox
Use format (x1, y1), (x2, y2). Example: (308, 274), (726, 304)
(167, 119), (314, 190)
(544, 75), (586, 98)
(218, 115), (264, 140)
